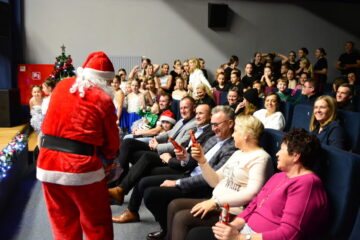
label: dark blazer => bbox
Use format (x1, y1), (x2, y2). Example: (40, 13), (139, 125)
(168, 124), (214, 170)
(178, 136), (237, 192)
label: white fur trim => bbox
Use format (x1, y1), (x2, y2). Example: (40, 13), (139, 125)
(69, 67), (114, 98)
(36, 167), (105, 186)
(82, 67), (115, 81)
(160, 116), (176, 124)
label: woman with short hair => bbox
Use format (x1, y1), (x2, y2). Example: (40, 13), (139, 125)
(167, 115), (273, 240)
(187, 128), (329, 240)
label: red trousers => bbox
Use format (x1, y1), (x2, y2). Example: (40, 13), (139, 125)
(42, 179), (113, 240)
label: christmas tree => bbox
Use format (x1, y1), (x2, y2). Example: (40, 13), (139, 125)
(49, 45), (76, 82)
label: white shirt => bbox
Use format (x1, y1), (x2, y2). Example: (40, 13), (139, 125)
(253, 109), (285, 131)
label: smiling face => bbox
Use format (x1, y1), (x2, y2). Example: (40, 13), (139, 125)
(336, 86), (351, 103)
(180, 98), (194, 120)
(195, 104), (211, 126)
(265, 94), (278, 113)
(227, 90), (239, 105)
(277, 81), (287, 92)
(211, 111), (232, 140)
(313, 99), (330, 124)
(196, 88), (206, 99)
(32, 86), (42, 99)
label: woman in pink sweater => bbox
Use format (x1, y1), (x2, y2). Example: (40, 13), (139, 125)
(186, 128), (329, 240)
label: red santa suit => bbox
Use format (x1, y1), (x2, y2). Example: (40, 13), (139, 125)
(37, 52), (119, 240)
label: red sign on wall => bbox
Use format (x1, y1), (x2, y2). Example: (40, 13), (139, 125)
(18, 64), (54, 105)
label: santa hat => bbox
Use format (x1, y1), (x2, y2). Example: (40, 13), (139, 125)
(70, 51), (115, 98)
(159, 110), (176, 124)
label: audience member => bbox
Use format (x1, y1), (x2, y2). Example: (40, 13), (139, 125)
(157, 63), (173, 93)
(235, 88), (259, 115)
(214, 72), (230, 92)
(276, 78), (291, 101)
(108, 96), (197, 205)
(227, 87), (242, 111)
(260, 66), (275, 94)
(287, 50), (298, 70)
(195, 84), (216, 108)
(296, 79), (319, 105)
(241, 63), (256, 89)
(252, 52), (265, 80)
(224, 55), (239, 82)
(111, 75), (125, 125)
(310, 95), (346, 149)
(187, 128), (329, 240)
(336, 41), (360, 76)
(286, 68), (297, 89)
(172, 77), (188, 100)
(199, 58), (209, 79)
(112, 103), (216, 225)
(166, 115), (273, 240)
(313, 48), (328, 92)
(188, 58), (212, 97)
(253, 93), (285, 131)
(336, 83), (355, 111)
(252, 81), (265, 99)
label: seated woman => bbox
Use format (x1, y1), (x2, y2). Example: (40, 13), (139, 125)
(253, 93), (285, 131)
(166, 115), (274, 240)
(195, 83), (216, 108)
(310, 95), (346, 149)
(235, 88), (259, 115)
(187, 128), (329, 240)
(172, 77), (188, 101)
(227, 87), (242, 110)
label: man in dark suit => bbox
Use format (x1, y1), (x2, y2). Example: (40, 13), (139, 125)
(108, 97), (197, 205)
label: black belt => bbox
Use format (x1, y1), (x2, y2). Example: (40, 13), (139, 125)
(41, 135), (95, 156)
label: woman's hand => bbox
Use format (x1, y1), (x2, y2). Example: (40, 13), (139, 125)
(191, 144), (206, 164)
(190, 199), (217, 219)
(212, 222), (240, 240)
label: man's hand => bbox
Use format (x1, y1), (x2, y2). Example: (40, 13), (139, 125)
(191, 144), (206, 164)
(174, 148), (187, 161)
(149, 138), (158, 150)
(160, 153), (172, 164)
(160, 180), (176, 187)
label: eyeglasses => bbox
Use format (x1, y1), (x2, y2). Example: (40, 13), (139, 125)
(210, 120), (228, 128)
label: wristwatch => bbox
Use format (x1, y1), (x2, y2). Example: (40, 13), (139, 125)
(245, 234), (251, 240)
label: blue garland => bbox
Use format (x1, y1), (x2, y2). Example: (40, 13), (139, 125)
(0, 133), (28, 180)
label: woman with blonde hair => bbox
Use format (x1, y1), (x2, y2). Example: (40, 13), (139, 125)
(188, 58), (212, 97)
(309, 95), (346, 149)
(166, 114), (273, 240)
(195, 83), (215, 107)
(297, 58), (313, 79)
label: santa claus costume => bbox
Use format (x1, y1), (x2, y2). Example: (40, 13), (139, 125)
(37, 52), (120, 240)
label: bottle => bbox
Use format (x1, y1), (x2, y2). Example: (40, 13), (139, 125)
(219, 203), (230, 224)
(169, 138), (183, 152)
(189, 129), (198, 147)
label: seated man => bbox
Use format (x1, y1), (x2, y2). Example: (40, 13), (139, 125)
(111, 103), (217, 223)
(137, 106), (237, 239)
(294, 79), (319, 105)
(124, 93), (173, 142)
(336, 83), (355, 111)
(108, 96), (197, 204)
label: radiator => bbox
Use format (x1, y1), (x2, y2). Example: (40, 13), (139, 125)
(109, 56), (142, 76)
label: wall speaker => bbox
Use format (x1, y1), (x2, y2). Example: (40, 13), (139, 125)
(0, 89), (21, 127)
(208, 3), (229, 30)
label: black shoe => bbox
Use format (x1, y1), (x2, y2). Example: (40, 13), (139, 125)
(146, 230), (166, 240)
